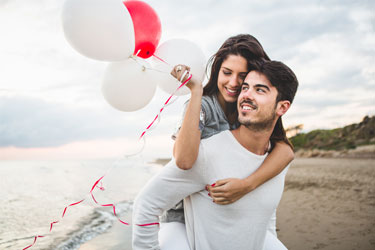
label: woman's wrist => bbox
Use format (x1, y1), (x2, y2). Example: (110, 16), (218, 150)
(243, 175), (258, 193)
(189, 84), (203, 95)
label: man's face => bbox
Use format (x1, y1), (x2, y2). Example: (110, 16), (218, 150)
(237, 71), (279, 130)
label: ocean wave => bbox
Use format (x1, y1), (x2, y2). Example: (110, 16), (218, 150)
(54, 201), (133, 250)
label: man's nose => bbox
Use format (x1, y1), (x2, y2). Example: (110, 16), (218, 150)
(242, 87), (255, 100)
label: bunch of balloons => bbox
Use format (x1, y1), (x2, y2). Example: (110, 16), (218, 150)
(62, 0), (206, 112)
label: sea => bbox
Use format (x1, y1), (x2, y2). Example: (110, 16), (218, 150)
(0, 158), (161, 250)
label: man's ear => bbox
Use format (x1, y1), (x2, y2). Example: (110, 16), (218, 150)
(276, 100), (291, 116)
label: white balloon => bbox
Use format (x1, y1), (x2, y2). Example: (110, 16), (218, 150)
(152, 39), (206, 96)
(102, 58), (156, 112)
(62, 0), (135, 61)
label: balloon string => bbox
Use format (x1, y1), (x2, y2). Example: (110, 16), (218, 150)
(135, 49), (141, 57)
(22, 54), (189, 249)
(22, 236), (45, 250)
(152, 54), (171, 66)
(139, 72), (192, 140)
(22, 170), (128, 250)
(22, 198), (85, 250)
(89, 174), (129, 225)
(136, 222), (160, 227)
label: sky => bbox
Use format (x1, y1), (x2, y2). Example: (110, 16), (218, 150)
(0, 0), (374, 160)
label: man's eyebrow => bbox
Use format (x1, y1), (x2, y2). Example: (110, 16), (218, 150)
(254, 84), (270, 91)
(241, 82), (249, 87)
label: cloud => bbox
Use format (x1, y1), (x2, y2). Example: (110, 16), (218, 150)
(0, 0), (374, 155)
(0, 94), (184, 148)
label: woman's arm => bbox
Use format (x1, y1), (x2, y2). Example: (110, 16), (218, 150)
(171, 65), (203, 170)
(207, 141), (294, 204)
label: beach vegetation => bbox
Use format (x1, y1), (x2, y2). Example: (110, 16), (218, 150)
(290, 115), (375, 151)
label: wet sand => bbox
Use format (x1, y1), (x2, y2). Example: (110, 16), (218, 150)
(79, 211), (133, 250)
(80, 157), (375, 250)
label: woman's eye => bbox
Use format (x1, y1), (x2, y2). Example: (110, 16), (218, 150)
(223, 71), (231, 75)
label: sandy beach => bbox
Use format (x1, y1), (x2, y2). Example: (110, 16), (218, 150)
(277, 157), (375, 250)
(79, 157), (375, 250)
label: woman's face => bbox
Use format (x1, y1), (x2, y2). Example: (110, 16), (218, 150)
(217, 54), (248, 106)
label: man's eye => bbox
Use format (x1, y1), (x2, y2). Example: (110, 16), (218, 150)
(242, 86), (249, 90)
(256, 88), (266, 93)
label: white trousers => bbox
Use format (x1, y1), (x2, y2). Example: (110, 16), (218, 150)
(159, 222), (191, 250)
(159, 222), (287, 250)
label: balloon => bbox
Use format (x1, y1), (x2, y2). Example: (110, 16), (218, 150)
(152, 39), (206, 96)
(124, 0), (162, 59)
(62, 0), (135, 61)
(102, 58), (157, 112)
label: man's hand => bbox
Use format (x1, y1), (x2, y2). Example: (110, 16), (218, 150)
(206, 178), (253, 205)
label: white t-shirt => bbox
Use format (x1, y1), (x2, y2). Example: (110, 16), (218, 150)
(132, 130), (289, 250)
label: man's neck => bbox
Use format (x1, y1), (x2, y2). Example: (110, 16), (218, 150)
(231, 125), (273, 155)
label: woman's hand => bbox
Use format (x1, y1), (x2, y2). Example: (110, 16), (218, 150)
(206, 178), (254, 205)
(170, 64), (202, 91)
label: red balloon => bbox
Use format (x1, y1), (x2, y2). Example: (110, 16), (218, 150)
(124, 0), (162, 59)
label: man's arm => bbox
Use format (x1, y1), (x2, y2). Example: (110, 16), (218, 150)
(207, 141), (294, 204)
(132, 159), (205, 250)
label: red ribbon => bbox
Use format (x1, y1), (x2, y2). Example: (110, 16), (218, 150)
(22, 175), (128, 250)
(136, 222), (160, 227)
(49, 221), (59, 232)
(140, 74), (192, 139)
(23, 236), (45, 250)
(62, 199), (85, 218)
(152, 54), (169, 65)
(22, 59), (190, 249)
(89, 175), (129, 225)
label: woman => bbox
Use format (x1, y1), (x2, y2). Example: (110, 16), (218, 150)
(159, 34), (292, 249)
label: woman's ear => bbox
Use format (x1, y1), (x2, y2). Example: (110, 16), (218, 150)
(276, 100), (291, 116)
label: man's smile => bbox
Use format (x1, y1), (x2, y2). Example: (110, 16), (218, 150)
(240, 100), (257, 112)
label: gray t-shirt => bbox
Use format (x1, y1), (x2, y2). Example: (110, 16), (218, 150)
(161, 94), (239, 223)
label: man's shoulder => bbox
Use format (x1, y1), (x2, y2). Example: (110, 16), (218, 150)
(200, 130), (231, 147)
(195, 130), (232, 167)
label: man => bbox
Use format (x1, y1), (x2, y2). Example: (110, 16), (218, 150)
(132, 60), (298, 250)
